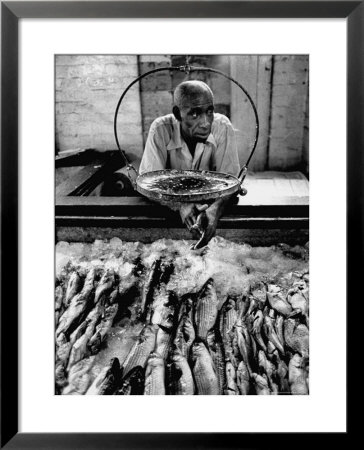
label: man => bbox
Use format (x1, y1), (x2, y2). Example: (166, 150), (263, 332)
(139, 80), (240, 248)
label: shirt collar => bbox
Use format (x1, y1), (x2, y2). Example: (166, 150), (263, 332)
(166, 118), (216, 150)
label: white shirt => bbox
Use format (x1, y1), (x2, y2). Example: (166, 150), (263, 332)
(139, 113), (240, 177)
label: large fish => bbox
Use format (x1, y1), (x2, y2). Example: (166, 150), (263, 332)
(144, 352), (166, 395)
(252, 373), (271, 395)
(287, 288), (309, 326)
(274, 314), (285, 348)
(224, 361), (238, 395)
(62, 356), (96, 395)
(206, 330), (226, 395)
(252, 310), (267, 352)
(64, 270), (83, 307)
(236, 360), (250, 395)
(56, 267), (96, 337)
(174, 309), (195, 360)
(284, 318), (309, 359)
(267, 284), (293, 316)
(140, 258), (162, 321)
(194, 278), (219, 341)
(263, 312), (285, 355)
(55, 332), (72, 369)
(122, 324), (158, 377)
(258, 350), (278, 394)
(235, 320), (252, 375)
(86, 358), (121, 395)
(88, 300), (119, 355)
(275, 355), (290, 394)
(150, 289), (178, 331)
(155, 325), (173, 361)
(94, 268), (115, 305)
(55, 285), (64, 313)
(288, 353), (309, 395)
(190, 341), (219, 395)
(67, 304), (103, 369)
(115, 366), (145, 395)
(167, 350), (195, 395)
(250, 281), (267, 309)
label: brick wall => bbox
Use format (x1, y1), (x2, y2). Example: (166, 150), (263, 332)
(55, 55), (144, 162)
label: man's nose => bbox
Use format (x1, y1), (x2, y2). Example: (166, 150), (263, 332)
(199, 113), (210, 128)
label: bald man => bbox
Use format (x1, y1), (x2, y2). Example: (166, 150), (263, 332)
(139, 80), (240, 248)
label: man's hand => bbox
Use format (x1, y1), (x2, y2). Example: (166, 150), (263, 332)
(192, 204), (220, 249)
(179, 203), (208, 238)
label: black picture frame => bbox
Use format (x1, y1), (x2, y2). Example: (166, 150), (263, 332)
(1, 1), (360, 448)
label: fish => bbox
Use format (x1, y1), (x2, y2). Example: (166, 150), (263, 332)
(140, 258), (162, 321)
(55, 285), (64, 312)
(122, 324), (158, 377)
(94, 268), (115, 305)
(258, 350), (278, 393)
(252, 373), (271, 395)
(55, 332), (72, 368)
(144, 352), (166, 395)
(250, 281), (267, 308)
(56, 267), (96, 338)
(276, 356), (290, 394)
(252, 310), (267, 352)
(115, 366), (145, 395)
(86, 357), (121, 395)
(88, 300), (119, 355)
(287, 289), (309, 325)
(235, 320), (252, 375)
(55, 362), (68, 392)
(64, 270), (83, 307)
(218, 297), (237, 365)
(288, 353), (309, 395)
(206, 330), (226, 395)
(159, 259), (174, 284)
(284, 318), (309, 359)
(167, 350), (195, 395)
(266, 284), (293, 316)
(69, 318), (91, 347)
(224, 361), (238, 395)
(67, 304), (103, 370)
(263, 313), (285, 355)
(194, 278), (219, 341)
(274, 314), (285, 348)
(62, 356), (96, 395)
(190, 341), (219, 395)
(236, 361), (250, 395)
(155, 325), (173, 361)
(150, 289), (178, 331)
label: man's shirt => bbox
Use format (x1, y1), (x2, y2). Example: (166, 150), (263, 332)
(139, 113), (240, 177)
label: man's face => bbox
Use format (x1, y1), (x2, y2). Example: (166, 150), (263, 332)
(179, 91), (214, 142)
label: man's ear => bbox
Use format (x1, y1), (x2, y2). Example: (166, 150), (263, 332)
(172, 106), (181, 121)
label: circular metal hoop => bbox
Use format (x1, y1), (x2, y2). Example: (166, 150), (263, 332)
(113, 63), (260, 180)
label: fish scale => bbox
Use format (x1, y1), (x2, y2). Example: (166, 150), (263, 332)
(144, 353), (166, 395)
(155, 326), (173, 360)
(191, 341), (219, 395)
(195, 279), (219, 341)
(122, 325), (158, 377)
(167, 352), (195, 395)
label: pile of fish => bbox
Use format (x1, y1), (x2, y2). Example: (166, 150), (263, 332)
(55, 238), (309, 395)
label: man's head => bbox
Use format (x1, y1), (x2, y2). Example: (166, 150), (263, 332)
(173, 80), (215, 142)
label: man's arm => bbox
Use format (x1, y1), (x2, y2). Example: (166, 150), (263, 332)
(192, 194), (235, 249)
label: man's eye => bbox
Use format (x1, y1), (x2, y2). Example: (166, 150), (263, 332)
(190, 111), (199, 119)
(207, 109), (214, 116)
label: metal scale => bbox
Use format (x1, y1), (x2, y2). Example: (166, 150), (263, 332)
(113, 56), (260, 206)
